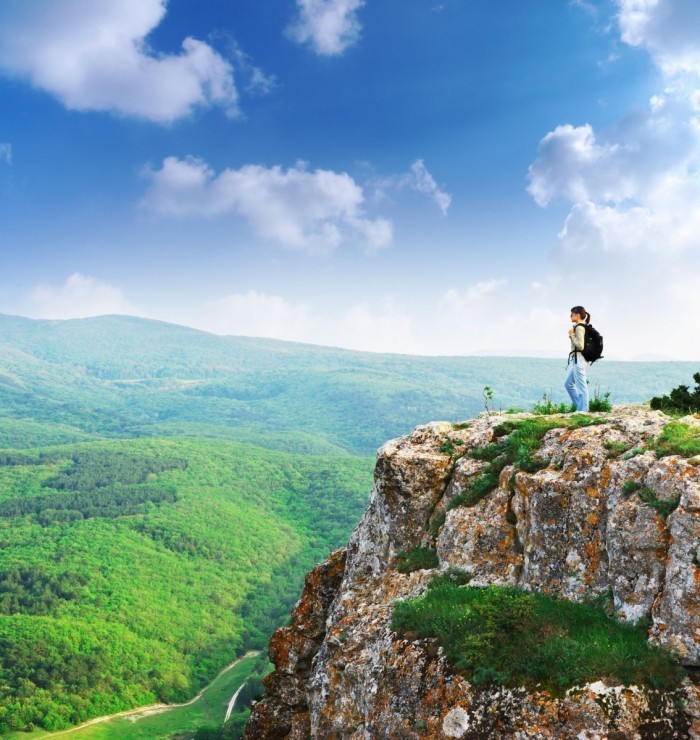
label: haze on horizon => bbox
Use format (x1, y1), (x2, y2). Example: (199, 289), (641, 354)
(1, 0), (699, 361)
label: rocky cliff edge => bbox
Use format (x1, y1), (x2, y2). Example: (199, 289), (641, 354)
(245, 406), (700, 739)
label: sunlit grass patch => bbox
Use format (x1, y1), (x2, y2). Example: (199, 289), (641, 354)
(652, 422), (700, 459)
(392, 581), (685, 694)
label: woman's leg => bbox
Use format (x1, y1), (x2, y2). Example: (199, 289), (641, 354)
(564, 361), (579, 407)
(574, 357), (589, 411)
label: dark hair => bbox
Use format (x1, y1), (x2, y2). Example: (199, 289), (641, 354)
(570, 306), (590, 324)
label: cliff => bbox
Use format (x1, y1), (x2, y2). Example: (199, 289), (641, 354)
(245, 406), (700, 738)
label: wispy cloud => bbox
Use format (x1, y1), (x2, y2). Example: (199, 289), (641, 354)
(141, 156), (392, 253)
(198, 291), (418, 353)
(28, 273), (141, 319)
(406, 160), (452, 215)
(527, 123), (622, 209)
(0, 0), (238, 123)
(371, 159), (452, 214)
(196, 281), (561, 357)
(0, 143), (11, 165)
(287, 0), (365, 56)
(210, 32), (277, 97)
(570, 0), (600, 20)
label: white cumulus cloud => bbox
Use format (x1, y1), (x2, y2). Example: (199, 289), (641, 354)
(28, 273), (141, 320)
(523, 0), (700, 360)
(141, 156), (392, 253)
(0, 0), (238, 123)
(287, 0), (365, 56)
(528, 3), (700, 256)
(527, 124), (622, 208)
(617, 0), (700, 75)
(0, 143), (11, 165)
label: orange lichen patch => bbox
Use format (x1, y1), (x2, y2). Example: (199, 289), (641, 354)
(267, 627), (292, 669)
(586, 512), (599, 525)
(586, 486), (599, 499)
(599, 464), (612, 489)
(583, 539), (603, 586)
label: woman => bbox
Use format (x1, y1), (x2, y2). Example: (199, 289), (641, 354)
(565, 306), (589, 412)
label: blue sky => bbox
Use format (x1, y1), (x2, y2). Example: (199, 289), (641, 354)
(1, 0), (699, 359)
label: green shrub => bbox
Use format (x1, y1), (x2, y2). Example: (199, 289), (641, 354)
(427, 568), (472, 589)
(392, 581), (685, 694)
(469, 442), (503, 462)
(589, 388), (612, 413)
(532, 392), (575, 415)
(567, 414), (606, 429)
(396, 547), (439, 574)
(448, 416), (604, 513)
(439, 438), (465, 462)
(448, 419), (559, 511)
(650, 373), (700, 415)
(448, 472), (501, 509)
(637, 486), (680, 520)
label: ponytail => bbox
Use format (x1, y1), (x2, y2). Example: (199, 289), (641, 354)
(571, 306), (590, 324)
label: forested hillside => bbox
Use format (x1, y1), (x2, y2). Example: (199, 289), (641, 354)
(0, 438), (372, 732)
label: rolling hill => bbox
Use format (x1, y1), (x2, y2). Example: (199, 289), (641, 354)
(0, 313), (697, 734)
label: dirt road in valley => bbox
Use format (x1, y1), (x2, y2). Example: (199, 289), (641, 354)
(48, 650), (261, 736)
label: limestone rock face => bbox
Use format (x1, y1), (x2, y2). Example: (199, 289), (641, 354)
(245, 407), (700, 739)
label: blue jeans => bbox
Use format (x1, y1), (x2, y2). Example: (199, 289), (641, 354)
(565, 354), (589, 411)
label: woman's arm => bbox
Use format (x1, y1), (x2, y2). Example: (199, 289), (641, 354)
(572, 324), (586, 351)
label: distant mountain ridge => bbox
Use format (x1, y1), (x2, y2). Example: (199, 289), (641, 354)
(1, 313), (698, 456)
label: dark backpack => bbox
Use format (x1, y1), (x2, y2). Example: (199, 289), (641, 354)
(580, 324), (604, 363)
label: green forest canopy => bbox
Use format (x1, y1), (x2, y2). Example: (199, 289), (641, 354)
(0, 438), (372, 733)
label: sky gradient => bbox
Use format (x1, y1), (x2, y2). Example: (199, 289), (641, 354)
(1, 0), (699, 360)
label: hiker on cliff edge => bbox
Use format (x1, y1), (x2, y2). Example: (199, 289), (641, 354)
(565, 306), (590, 412)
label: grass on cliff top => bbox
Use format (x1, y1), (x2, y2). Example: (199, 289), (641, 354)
(392, 580), (686, 694)
(446, 415), (602, 511)
(651, 422), (700, 458)
(531, 387), (612, 415)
